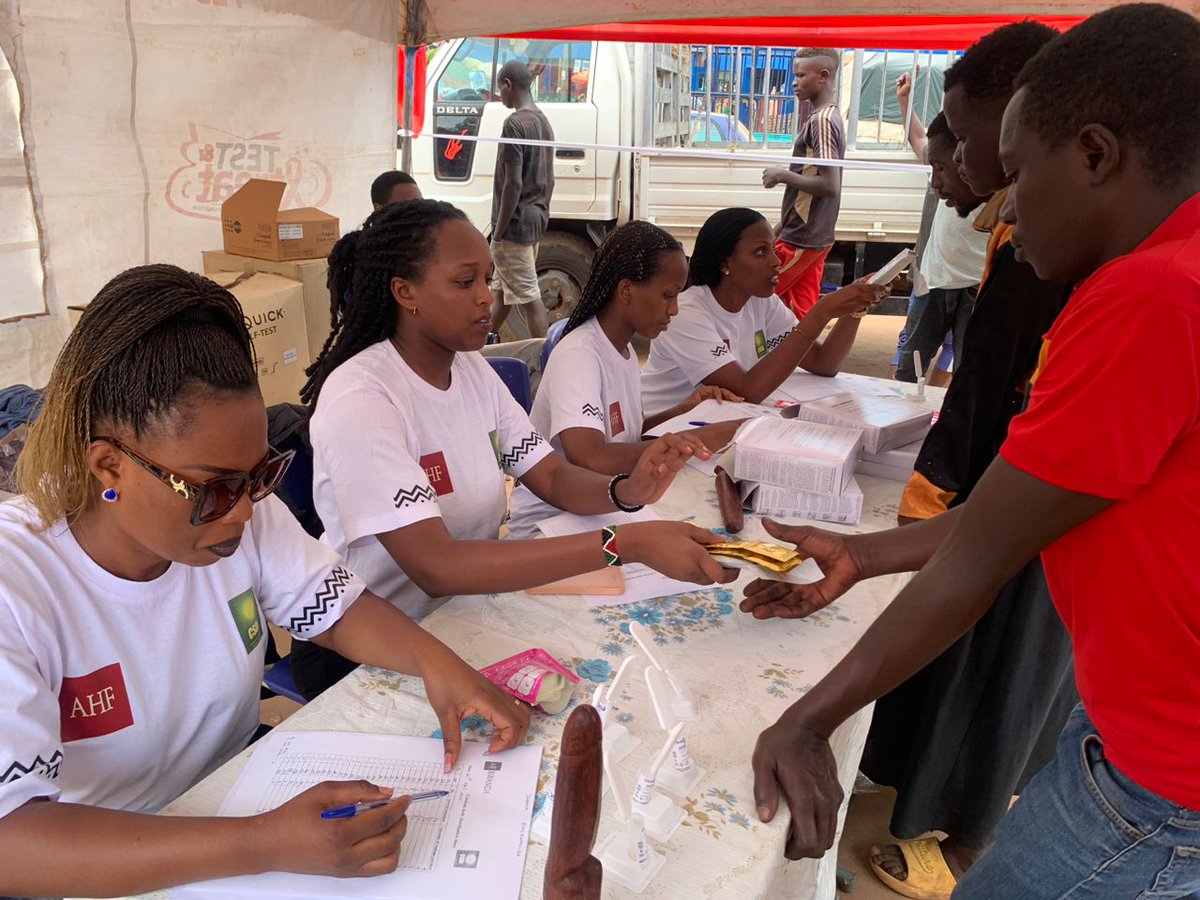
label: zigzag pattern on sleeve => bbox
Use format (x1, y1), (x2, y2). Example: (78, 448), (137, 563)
(500, 431), (545, 470)
(288, 565), (353, 636)
(393, 484), (437, 508)
(1, 749), (63, 784)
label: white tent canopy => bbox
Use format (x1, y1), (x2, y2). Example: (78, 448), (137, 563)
(0, 0), (399, 387)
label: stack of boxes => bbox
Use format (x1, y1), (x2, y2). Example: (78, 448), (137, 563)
(201, 179), (339, 406)
(717, 393), (935, 526)
(66, 178), (340, 407)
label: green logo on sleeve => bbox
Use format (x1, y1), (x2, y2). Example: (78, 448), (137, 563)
(227, 589), (263, 654)
(754, 330), (768, 358)
(489, 429), (503, 469)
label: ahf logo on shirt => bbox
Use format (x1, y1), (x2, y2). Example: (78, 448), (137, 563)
(227, 589), (264, 654)
(608, 401), (626, 437)
(58, 663), (135, 742)
(754, 330), (768, 359)
(419, 451), (455, 496)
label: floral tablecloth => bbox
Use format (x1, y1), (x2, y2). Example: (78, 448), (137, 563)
(129, 462), (916, 900)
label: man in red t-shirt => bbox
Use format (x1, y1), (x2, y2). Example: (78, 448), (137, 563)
(741, 7), (1200, 897)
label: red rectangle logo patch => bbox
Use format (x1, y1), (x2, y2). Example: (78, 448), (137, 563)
(419, 451), (455, 496)
(58, 663), (134, 742)
(609, 401), (626, 437)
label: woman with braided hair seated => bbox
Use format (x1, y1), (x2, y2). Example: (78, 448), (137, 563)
(292, 201), (737, 698)
(0, 265), (530, 897)
(641, 207), (890, 417)
(508, 220), (744, 538)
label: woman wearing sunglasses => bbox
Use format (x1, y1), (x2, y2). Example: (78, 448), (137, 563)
(293, 200), (736, 697)
(0, 264), (528, 898)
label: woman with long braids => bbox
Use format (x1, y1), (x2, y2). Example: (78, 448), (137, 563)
(508, 221), (746, 538)
(294, 200), (735, 697)
(641, 207), (891, 416)
(0, 265), (528, 898)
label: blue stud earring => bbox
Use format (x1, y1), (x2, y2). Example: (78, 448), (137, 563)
(101, 488), (118, 503)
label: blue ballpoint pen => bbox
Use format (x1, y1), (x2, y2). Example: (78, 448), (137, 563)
(688, 421), (710, 427)
(320, 789), (449, 819)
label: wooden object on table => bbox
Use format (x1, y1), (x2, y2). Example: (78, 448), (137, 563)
(528, 568), (624, 595)
(544, 704), (603, 900)
(714, 466), (745, 534)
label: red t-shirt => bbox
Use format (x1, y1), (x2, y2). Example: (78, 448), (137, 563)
(1001, 194), (1200, 810)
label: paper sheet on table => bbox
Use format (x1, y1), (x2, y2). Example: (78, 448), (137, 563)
(172, 733), (542, 900)
(645, 399), (777, 475)
(535, 509), (710, 608)
(773, 371), (915, 404)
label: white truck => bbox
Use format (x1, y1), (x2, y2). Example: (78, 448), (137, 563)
(408, 38), (955, 332)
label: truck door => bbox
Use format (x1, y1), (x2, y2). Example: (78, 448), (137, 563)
(423, 38), (600, 232)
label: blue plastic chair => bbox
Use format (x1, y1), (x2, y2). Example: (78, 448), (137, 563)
(538, 318), (570, 374)
(262, 654), (307, 705)
(486, 356), (533, 413)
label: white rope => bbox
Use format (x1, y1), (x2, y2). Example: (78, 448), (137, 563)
(398, 129), (930, 174)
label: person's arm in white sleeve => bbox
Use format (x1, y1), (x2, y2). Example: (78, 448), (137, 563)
(376, 383), (731, 594)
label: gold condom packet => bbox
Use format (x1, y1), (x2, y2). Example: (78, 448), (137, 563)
(707, 541), (804, 573)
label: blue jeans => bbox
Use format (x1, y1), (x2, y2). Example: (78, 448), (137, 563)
(894, 286), (977, 382)
(955, 704), (1200, 899)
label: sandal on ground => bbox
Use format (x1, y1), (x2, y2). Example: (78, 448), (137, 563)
(869, 836), (957, 900)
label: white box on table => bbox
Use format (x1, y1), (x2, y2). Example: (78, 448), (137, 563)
(717, 418), (862, 497)
(790, 392), (932, 454)
(855, 439), (923, 483)
(740, 476), (864, 525)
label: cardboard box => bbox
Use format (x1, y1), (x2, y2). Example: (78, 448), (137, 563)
(67, 305), (88, 329)
(208, 271), (311, 407)
(202, 250), (330, 361)
(221, 178), (338, 262)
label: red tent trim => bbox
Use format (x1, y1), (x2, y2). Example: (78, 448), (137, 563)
(496, 14), (1084, 51)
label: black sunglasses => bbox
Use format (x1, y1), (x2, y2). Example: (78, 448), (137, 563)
(93, 436), (295, 526)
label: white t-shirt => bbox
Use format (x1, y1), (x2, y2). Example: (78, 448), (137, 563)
(508, 318), (642, 538)
(0, 494), (363, 821)
(919, 202), (989, 291)
(640, 285), (798, 416)
(311, 341), (553, 620)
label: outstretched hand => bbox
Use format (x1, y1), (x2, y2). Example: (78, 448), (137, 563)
(739, 518), (865, 619)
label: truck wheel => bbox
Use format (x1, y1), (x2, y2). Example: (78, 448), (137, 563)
(537, 232), (594, 320)
(498, 231), (595, 342)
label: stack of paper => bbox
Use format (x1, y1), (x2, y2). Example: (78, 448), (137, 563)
(739, 477), (864, 525)
(645, 399), (778, 476)
(789, 392), (932, 454)
(717, 418), (862, 498)
(173, 732), (542, 900)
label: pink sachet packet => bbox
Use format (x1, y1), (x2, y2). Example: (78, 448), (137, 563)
(480, 649), (581, 714)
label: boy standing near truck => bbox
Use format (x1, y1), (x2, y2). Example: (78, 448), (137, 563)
(762, 47), (846, 318)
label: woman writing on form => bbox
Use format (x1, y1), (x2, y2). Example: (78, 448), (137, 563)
(0, 266), (528, 898)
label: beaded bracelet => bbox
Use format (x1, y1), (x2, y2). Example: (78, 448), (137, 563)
(608, 473), (644, 513)
(601, 524), (623, 567)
